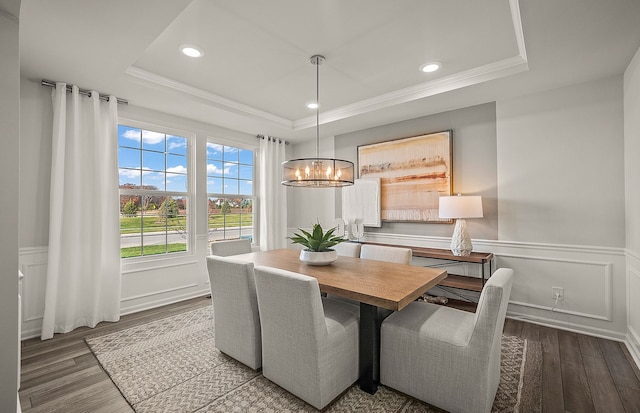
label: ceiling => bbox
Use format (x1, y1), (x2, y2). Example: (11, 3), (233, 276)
(18, 0), (640, 143)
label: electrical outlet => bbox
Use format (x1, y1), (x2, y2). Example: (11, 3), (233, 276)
(552, 287), (564, 300)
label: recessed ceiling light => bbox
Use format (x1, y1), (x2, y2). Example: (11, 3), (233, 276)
(420, 62), (441, 73)
(306, 102), (319, 109)
(180, 45), (204, 58)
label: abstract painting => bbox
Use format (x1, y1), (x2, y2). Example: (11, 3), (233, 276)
(357, 130), (452, 222)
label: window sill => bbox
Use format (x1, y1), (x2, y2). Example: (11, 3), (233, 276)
(121, 251), (198, 275)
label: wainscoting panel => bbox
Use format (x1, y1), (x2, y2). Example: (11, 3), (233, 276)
(18, 247), (48, 339)
(19, 243), (211, 340)
(360, 232), (628, 341)
(499, 255), (612, 321)
(626, 250), (640, 367)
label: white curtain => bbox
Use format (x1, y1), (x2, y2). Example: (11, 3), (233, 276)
(258, 136), (287, 250)
(41, 83), (121, 340)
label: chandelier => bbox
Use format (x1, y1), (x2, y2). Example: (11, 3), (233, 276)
(281, 55), (354, 187)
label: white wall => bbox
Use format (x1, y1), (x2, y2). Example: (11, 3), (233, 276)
(19, 77), (51, 248)
(18, 81), (260, 337)
(0, 3), (21, 412)
(624, 45), (640, 365)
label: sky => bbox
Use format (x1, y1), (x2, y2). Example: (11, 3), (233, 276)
(118, 125), (253, 195)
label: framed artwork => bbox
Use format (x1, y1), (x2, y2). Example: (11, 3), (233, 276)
(357, 130), (452, 223)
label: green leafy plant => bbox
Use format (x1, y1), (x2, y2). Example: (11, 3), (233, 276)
(289, 223), (346, 252)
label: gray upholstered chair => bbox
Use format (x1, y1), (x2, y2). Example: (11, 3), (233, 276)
(210, 238), (252, 256)
(332, 242), (362, 257)
(360, 244), (412, 265)
(206, 255), (261, 369)
(360, 244), (413, 322)
(253, 265), (360, 410)
(380, 268), (514, 413)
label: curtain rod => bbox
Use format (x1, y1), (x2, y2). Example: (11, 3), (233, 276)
(257, 134), (288, 145)
(41, 79), (128, 105)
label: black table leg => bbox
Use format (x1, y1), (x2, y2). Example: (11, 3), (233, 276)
(359, 302), (379, 394)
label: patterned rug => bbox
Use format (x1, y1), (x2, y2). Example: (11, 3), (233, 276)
(85, 306), (542, 412)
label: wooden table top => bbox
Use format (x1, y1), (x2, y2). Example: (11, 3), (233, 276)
(235, 249), (448, 311)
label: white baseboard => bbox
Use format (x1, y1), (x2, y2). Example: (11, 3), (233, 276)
(506, 311), (627, 342)
(120, 288), (210, 316)
(627, 326), (640, 369)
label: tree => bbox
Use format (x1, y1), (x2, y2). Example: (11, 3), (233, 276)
(122, 199), (138, 217)
(160, 198), (179, 218)
(220, 200), (231, 214)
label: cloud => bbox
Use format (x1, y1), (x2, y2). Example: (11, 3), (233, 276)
(142, 130), (165, 145)
(167, 139), (186, 151)
(167, 165), (187, 174)
(119, 168), (142, 179)
(122, 129), (141, 142)
(207, 163), (231, 175)
(207, 142), (223, 152)
(121, 129), (165, 145)
(119, 167), (158, 180)
(167, 165), (187, 177)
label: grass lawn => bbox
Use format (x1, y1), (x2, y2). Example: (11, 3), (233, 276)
(120, 214), (253, 234)
(121, 243), (187, 259)
(120, 216), (186, 234)
(208, 213), (252, 229)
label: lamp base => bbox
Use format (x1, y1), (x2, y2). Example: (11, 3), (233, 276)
(450, 218), (473, 256)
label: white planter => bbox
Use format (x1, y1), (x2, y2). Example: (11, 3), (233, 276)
(299, 249), (338, 266)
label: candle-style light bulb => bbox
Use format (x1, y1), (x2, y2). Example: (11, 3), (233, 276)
(305, 166), (310, 177)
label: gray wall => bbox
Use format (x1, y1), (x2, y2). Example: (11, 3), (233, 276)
(0, 3), (21, 410)
(496, 75), (625, 247)
(334, 102), (498, 240)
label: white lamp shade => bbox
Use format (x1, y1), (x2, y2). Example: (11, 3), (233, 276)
(438, 195), (483, 219)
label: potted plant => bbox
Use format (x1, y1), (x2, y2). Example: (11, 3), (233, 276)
(289, 223), (346, 265)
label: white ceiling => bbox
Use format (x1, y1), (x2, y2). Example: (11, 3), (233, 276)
(19, 0), (640, 143)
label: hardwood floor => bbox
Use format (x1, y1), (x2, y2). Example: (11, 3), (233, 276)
(19, 297), (640, 412)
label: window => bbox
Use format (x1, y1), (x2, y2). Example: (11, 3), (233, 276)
(118, 124), (190, 259)
(207, 141), (254, 246)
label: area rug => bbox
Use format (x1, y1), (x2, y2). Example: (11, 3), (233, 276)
(85, 306), (541, 412)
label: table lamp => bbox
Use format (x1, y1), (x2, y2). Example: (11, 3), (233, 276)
(438, 194), (483, 256)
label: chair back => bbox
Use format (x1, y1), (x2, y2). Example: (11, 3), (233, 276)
(253, 266), (328, 360)
(332, 242), (361, 257)
(360, 244), (412, 265)
(206, 255), (261, 369)
(470, 268), (514, 400)
(210, 238), (252, 256)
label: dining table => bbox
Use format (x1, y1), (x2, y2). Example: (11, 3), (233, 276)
(235, 248), (448, 394)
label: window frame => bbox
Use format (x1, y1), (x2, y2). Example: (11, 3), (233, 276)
(118, 117), (196, 262)
(205, 138), (256, 246)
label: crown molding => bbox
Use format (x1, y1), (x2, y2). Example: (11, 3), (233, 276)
(124, 66), (294, 129)
(125, 0), (528, 133)
(293, 55), (528, 130)
(510, 0), (527, 61)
